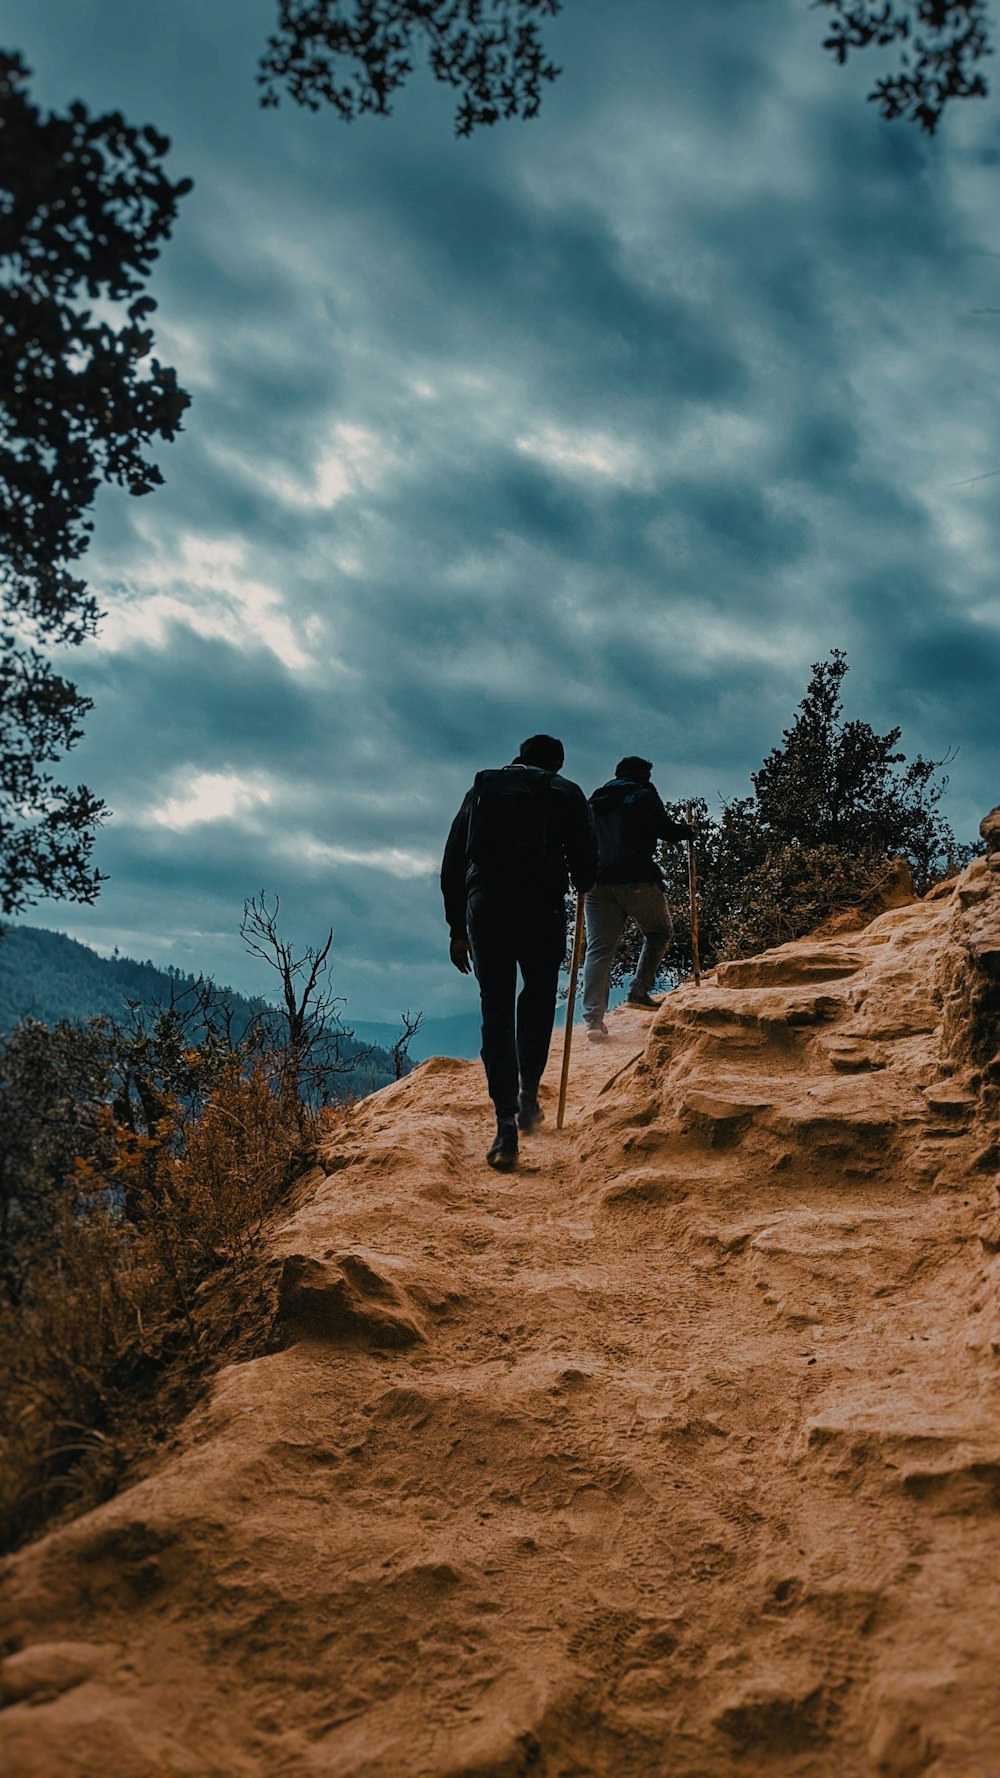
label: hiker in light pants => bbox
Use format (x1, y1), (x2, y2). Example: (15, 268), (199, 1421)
(582, 756), (694, 1040)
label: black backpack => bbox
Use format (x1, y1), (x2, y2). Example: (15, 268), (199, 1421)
(466, 767), (556, 886)
(594, 784), (642, 857)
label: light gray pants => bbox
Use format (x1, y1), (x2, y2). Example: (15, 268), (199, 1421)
(582, 882), (673, 1027)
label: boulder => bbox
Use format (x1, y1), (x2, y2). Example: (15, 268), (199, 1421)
(716, 945), (863, 989)
(277, 1250), (427, 1348)
(980, 805), (1000, 855)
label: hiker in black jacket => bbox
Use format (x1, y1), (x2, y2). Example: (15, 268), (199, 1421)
(441, 734), (596, 1170)
(582, 756), (693, 1040)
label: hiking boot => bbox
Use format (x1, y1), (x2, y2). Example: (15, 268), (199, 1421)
(626, 991), (663, 1010)
(517, 1092), (545, 1134)
(587, 1022), (609, 1042)
(486, 1118), (519, 1170)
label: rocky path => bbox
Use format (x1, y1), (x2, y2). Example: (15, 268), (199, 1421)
(2, 857), (999, 1778)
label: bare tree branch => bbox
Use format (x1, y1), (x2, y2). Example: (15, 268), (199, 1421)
(389, 1008), (424, 1080)
(240, 891), (375, 1120)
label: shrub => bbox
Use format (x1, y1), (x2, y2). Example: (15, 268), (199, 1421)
(0, 896), (383, 1549)
(604, 652), (974, 986)
(0, 1023), (312, 1548)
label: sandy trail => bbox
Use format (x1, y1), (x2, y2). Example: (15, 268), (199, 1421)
(2, 862), (999, 1778)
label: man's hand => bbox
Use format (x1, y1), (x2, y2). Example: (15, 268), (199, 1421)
(450, 936), (472, 975)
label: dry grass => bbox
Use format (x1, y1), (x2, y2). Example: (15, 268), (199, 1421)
(0, 1060), (343, 1551)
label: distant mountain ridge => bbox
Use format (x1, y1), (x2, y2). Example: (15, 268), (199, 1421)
(351, 1001), (621, 1065)
(351, 1013), (481, 1064)
(0, 925), (405, 1091)
(0, 925), (483, 1066)
(0, 925), (273, 1036)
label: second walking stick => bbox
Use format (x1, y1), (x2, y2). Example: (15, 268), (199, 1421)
(685, 803), (701, 988)
(556, 894), (586, 1129)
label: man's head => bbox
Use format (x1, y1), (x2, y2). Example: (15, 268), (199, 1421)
(616, 755), (652, 782)
(517, 734), (565, 772)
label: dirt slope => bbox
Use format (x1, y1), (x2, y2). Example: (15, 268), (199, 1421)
(2, 838), (999, 1778)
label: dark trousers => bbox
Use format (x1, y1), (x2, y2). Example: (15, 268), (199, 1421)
(467, 890), (566, 1121)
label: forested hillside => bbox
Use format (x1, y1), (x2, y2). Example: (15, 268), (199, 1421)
(0, 926), (227, 1032)
(0, 926), (398, 1090)
(1, 924), (483, 1064)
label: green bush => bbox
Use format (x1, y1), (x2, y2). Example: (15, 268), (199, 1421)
(605, 652), (974, 986)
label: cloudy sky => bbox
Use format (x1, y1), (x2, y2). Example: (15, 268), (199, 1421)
(8, 0), (1000, 1018)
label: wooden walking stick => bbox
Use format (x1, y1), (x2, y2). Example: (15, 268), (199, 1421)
(556, 894), (586, 1130)
(685, 803), (701, 988)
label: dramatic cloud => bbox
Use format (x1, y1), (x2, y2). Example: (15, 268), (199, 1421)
(8, 0), (1000, 1014)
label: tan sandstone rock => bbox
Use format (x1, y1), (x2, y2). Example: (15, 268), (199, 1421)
(1, 813), (997, 1778)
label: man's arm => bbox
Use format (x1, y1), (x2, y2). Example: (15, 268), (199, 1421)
(560, 781), (598, 893)
(441, 791), (474, 969)
(648, 784), (693, 844)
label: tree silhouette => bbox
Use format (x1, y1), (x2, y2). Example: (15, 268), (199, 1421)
(240, 892), (376, 1119)
(0, 52), (190, 915)
(606, 651), (971, 984)
(817, 0), (991, 134)
(390, 1008), (424, 1078)
(259, 0), (561, 134)
(259, 0), (993, 135)
(751, 648), (956, 880)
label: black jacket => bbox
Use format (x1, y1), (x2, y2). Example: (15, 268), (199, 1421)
(589, 776), (690, 888)
(441, 764), (597, 939)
